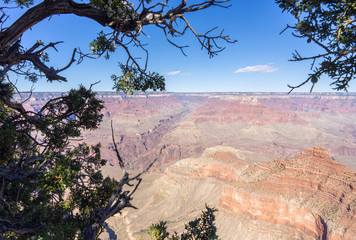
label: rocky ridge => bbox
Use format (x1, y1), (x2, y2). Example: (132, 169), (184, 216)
(106, 146), (356, 240)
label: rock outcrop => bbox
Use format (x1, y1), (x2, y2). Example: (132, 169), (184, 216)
(106, 146), (356, 240)
(20, 92), (356, 170)
(218, 146), (356, 239)
(19, 92), (356, 239)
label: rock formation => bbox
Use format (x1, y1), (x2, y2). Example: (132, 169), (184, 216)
(20, 92), (356, 170)
(18, 92), (356, 239)
(105, 146), (356, 240)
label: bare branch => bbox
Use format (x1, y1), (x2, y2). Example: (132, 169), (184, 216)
(130, 148), (163, 182)
(56, 48), (77, 72)
(111, 120), (126, 172)
(287, 78), (310, 94)
(290, 51), (332, 62)
(84, 122), (163, 239)
(26, 40), (44, 54)
(33, 41), (63, 54)
(20, 53), (67, 82)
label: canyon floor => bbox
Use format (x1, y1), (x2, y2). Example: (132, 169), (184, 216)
(22, 92), (356, 239)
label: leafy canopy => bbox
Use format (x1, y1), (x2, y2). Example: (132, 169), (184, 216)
(276, 0), (356, 92)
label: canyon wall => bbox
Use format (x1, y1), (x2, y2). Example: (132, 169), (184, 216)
(106, 146), (355, 240)
(20, 92), (356, 239)
(22, 92), (356, 170)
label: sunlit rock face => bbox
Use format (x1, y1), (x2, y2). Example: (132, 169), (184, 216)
(106, 146), (355, 240)
(90, 92), (356, 171)
(21, 92), (356, 170)
(218, 146), (356, 239)
(20, 92), (356, 239)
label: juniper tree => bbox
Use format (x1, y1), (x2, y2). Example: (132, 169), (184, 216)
(276, 0), (356, 92)
(0, 0), (234, 239)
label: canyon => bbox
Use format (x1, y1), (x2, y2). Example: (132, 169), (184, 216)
(21, 92), (356, 239)
(106, 146), (355, 239)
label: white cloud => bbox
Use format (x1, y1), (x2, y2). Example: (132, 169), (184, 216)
(234, 64), (278, 73)
(166, 71), (191, 77)
(166, 71), (181, 76)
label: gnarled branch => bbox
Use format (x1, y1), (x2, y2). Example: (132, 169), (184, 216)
(84, 122), (162, 240)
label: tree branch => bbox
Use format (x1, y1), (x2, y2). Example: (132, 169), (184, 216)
(0, 219), (45, 235)
(84, 124), (162, 240)
(1, 0), (235, 72)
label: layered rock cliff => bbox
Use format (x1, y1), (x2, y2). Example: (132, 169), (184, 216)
(19, 92), (356, 239)
(20, 92), (356, 170)
(105, 146), (356, 240)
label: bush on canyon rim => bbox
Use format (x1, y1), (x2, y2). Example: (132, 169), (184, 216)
(0, 0), (234, 239)
(147, 205), (219, 240)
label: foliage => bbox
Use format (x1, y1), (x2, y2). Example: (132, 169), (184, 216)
(3, 0), (33, 7)
(276, 0), (356, 92)
(147, 205), (219, 240)
(148, 221), (170, 240)
(112, 64), (165, 94)
(0, 82), (115, 239)
(89, 31), (118, 59)
(90, 0), (132, 20)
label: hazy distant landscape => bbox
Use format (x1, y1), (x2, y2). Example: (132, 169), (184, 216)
(21, 92), (356, 239)
(22, 92), (356, 170)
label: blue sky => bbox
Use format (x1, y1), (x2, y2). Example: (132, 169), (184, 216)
(8, 0), (356, 92)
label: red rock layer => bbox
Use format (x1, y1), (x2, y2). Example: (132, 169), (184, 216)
(164, 146), (356, 239)
(101, 96), (182, 118)
(191, 99), (308, 125)
(218, 147), (356, 239)
(20, 92), (356, 171)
